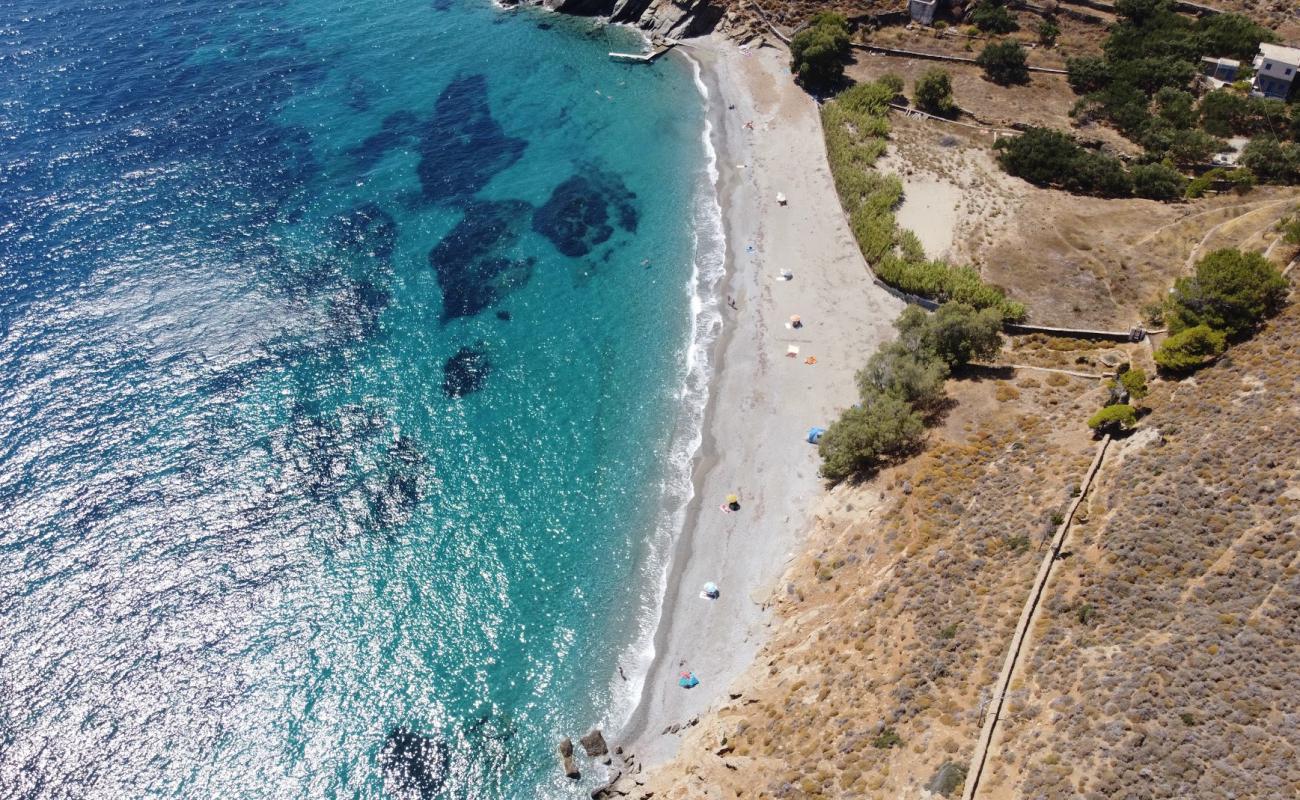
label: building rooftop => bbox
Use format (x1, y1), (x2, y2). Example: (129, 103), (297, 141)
(1257, 42), (1300, 66)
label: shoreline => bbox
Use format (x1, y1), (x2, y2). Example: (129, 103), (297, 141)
(615, 36), (905, 768)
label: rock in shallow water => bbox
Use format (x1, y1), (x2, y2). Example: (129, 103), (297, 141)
(429, 200), (535, 321)
(533, 167), (638, 258)
(442, 344), (491, 398)
(580, 728), (609, 757)
(330, 201), (398, 261)
(379, 728), (450, 799)
(417, 74), (526, 203)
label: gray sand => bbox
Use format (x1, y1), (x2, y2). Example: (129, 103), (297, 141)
(616, 38), (904, 766)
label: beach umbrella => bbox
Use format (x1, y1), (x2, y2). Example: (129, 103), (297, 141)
(702, 581), (719, 598)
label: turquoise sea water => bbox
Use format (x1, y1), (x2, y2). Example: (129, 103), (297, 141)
(0, 1), (721, 796)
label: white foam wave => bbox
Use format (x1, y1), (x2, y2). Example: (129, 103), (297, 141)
(603, 53), (727, 736)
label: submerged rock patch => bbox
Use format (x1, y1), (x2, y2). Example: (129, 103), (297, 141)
(330, 202), (398, 261)
(428, 200), (534, 321)
(442, 344), (491, 398)
(532, 167), (638, 257)
(417, 75), (526, 203)
(379, 728), (450, 799)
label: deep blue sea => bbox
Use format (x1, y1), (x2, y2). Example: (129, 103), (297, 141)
(0, 1), (722, 797)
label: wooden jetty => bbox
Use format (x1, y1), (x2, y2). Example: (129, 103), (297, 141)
(609, 38), (678, 63)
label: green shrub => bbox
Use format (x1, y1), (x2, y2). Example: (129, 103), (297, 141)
(1196, 12), (1276, 61)
(1199, 90), (1281, 138)
(969, 2), (1018, 34)
(1279, 214), (1300, 246)
(977, 40), (1030, 85)
(1119, 368), (1149, 401)
(1037, 18), (1060, 47)
(820, 83), (1027, 321)
(878, 72), (906, 98)
(1087, 403), (1138, 433)
(872, 727), (903, 749)
(790, 13), (851, 89)
(1166, 248), (1288, 335)
(1131, 162), (1187, 200)
(818, 393), (926, 481)
(913, 68), (957, 117)
(1186, 167), (1256, 198)
(1154, 325), (1227, 372)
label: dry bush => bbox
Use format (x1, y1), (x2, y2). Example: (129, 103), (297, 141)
(994, 301), (1300, 799)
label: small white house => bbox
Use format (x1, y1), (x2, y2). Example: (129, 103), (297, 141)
(1251, 43), (1300, 100)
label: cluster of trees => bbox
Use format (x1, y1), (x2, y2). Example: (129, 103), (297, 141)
(994, 127), (1187, 200)
(822, 80), (1027, 320)
(1062, 0), (1297, 184)
(790, 13), (851, 90)
(1154, 248), (1287, 371)
(820, 304), (1003, 481)
(1239, 137), (1300, 184)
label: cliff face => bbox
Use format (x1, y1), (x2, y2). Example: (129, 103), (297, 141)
(539, 0), (731, 38)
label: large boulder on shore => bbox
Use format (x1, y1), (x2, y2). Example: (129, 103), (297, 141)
(579, 728), (609, 757)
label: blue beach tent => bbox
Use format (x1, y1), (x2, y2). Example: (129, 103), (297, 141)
(807, 427), (826, 444)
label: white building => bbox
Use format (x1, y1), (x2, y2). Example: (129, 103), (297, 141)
(1251, 43), (1300, 100)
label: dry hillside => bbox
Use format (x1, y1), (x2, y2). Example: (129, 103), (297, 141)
(982, 302), (1300, 799)
(611, 338), (1134, 798)
(869, 108), (1300, 328)
(610, 290), (1298, 800)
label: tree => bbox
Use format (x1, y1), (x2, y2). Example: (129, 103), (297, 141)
(1167, 248), (1288, 335)
(1154, 325), (1227, 372)
(1066, 56), (1111, 94)
(1038, 18), (1061, 47)
(977, 40), (1030, 85)
(895, 302), (1004, 367)
(1071, 150), (1134, 197)
(818, 393), (926, 481)
(1196, 13), (1276, 62)
(857, 342), (950, 411)
(1153, 87), (1197, 130)
(913, 68), (957, 116)
(1240, 137), (1300, 184)
(994, 127), (1082, 186)
(1131, 162), (1187, 200)
(790, 13), (851, 90)
(969, 2), (1018, 34)
(1087, 403), (1138, 433)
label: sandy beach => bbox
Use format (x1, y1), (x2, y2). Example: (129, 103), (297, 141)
(617, 37), (904, 767)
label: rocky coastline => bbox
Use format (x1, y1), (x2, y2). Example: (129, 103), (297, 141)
(501, 0), (752, 41)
